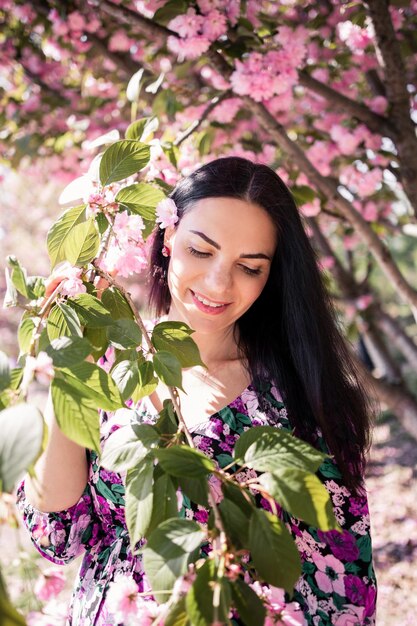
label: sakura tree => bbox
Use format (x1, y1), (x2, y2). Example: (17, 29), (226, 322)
(1, 0), (417, 440)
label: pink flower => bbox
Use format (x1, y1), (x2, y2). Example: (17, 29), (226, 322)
(167, 34), (211, 61)
(106, 576), (140, 622)
(24, 352), (55, 386)
(34, 567), (66, 601)
(67, 11), (85, 32)
(333, 604), (365, 626)
(155, 198), (179, 229)
(109, 31), (133, 52)
(44, 261), (86, 298)
(300, 198), (321, 217)
(202, 10), (227, 40)
(312, 553), (345, 596)
(169, 8), (204, 38)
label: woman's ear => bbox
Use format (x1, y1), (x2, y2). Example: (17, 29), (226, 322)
(164, 225), (175, 248)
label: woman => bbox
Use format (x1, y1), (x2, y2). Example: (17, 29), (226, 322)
(18, 157), (377, 625)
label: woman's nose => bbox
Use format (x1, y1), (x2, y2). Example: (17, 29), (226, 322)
(204, 264), (233, 295)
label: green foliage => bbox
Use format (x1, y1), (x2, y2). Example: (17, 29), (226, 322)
(142, 518), (205, 603)
(0, 403), (44, 493)
(125, 456), (154, 546)
(186, 559), (232, 626)
(154, 446), (216, 477)
(47, 205), (87, 268)
(249, 509), (302, 593)
(152, 322), (205, 368)
(99, 140), (151, 185)
(231, 578), (266, 626)
(101, 423), (160, 472)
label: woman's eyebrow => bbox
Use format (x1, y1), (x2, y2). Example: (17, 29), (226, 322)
(188, 230), (271, 260)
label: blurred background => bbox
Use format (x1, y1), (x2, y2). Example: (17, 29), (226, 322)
(1, 1), (417, 624)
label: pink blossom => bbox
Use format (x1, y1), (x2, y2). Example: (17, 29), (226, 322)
(107, 576), (140, 622)
(98, 241), (148, 278)
(112, 211), (145, 245)
(312, 553), (345, 596)
(320, 256), (335, 270)
(24, 352), (55, 386)
(356, 294), (373, 311)
(109, 31), (133, 52)
(367, 95), (388, 115)
(34, 567), (66, 601)
(202, 10), (227, 40)
(209, 97), (241, 123)
(167, 34), (211, 61)
(169, 8), (204, 38)
(231, 51), (298, 102)
(300, 198), (321, 217)
(337, 21), (374, 53)
(155, 198), (179, 229)
(67, 11), (85, 32)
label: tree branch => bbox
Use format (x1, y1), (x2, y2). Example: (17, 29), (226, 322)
(174, 91), (232, 147)
(365, 0), (417, 215)
(298, 70), (395, 139)
(245, 97), (417, 314)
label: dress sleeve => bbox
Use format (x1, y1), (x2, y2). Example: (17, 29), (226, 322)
(16, 451), (103, 566)
(284, 455), (377, 625)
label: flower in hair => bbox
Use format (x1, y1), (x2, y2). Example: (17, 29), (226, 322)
(155, 198), (179, 229)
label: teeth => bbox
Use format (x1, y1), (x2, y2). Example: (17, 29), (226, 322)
(194, 292), (224, 308)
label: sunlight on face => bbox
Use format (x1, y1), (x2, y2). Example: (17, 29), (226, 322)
(164, 197), (277, 336)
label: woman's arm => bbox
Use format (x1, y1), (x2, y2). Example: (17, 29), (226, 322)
(24, 391), (88, 513)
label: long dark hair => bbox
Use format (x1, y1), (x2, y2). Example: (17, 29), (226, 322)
(149, 156), (373, 491)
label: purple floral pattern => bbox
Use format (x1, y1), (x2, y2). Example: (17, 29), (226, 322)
(17, 381), (377, 625)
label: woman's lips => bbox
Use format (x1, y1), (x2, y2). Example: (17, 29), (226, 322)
(190, 290), (230, 315)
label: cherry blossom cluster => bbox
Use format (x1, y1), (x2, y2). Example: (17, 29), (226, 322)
(230, 26), (307, 103)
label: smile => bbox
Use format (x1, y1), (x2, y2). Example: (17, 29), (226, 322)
(190, 290), (230, 314)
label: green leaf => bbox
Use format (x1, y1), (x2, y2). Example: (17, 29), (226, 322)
(155, 398), (178, 435)
(0, 352), (11, 393)
(125, 456), (154, 547)
(291, 185), (317, 206)
(142, 518), (204, 603)
(51, 378), (101, 453)
(153, 351), (183, 389)
(45, 336), (92, 367)
(47, 302), (83, 341)
(219, 496), (250, 549)
(101, 422), (159, 472)
(258, 469), (339, 530)
(230, 578), (266, 626)
(99, 140), (151, 186)
(177, 475), (209, 508)
(186, 559), (232, 626)
(101, 287), (134, 320)
(153, 0), (188, 24)
(125, 116), (159, 142)
(0, 403), (44, 492)
(61, 217), (99, 266)
(221, 481), (255, 518)
(234, 426), (326, 473)
(26, 275), (46, 299)
(131, 361), (158, 402)
(111, 359), (138, 401)
(107, 319), (142, 350)
(155, 446), (215, 477)
(84, 326), (108, 360)
(47, 205), (86, 269)
(148, 468), (178, 533)
(17, 317), (36, 354)
(116, 182), (165, 221)
(248, 509), (301, 593)
(165, 596), (190, 626)
(67, 293), (113, 328)
(3, 267), (18, 308)
(7, 256), (29, 298)
(58, 361), (124, 411)
(152, 322), (204, 368)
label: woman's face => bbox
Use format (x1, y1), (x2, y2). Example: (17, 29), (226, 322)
(164, 197), (277, 336)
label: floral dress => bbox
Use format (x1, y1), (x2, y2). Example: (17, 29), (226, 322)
(17, 381), (377, 625)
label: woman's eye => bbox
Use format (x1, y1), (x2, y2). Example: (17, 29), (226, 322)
(241, 265), (262, 277)
(187, 246), (211, 258)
